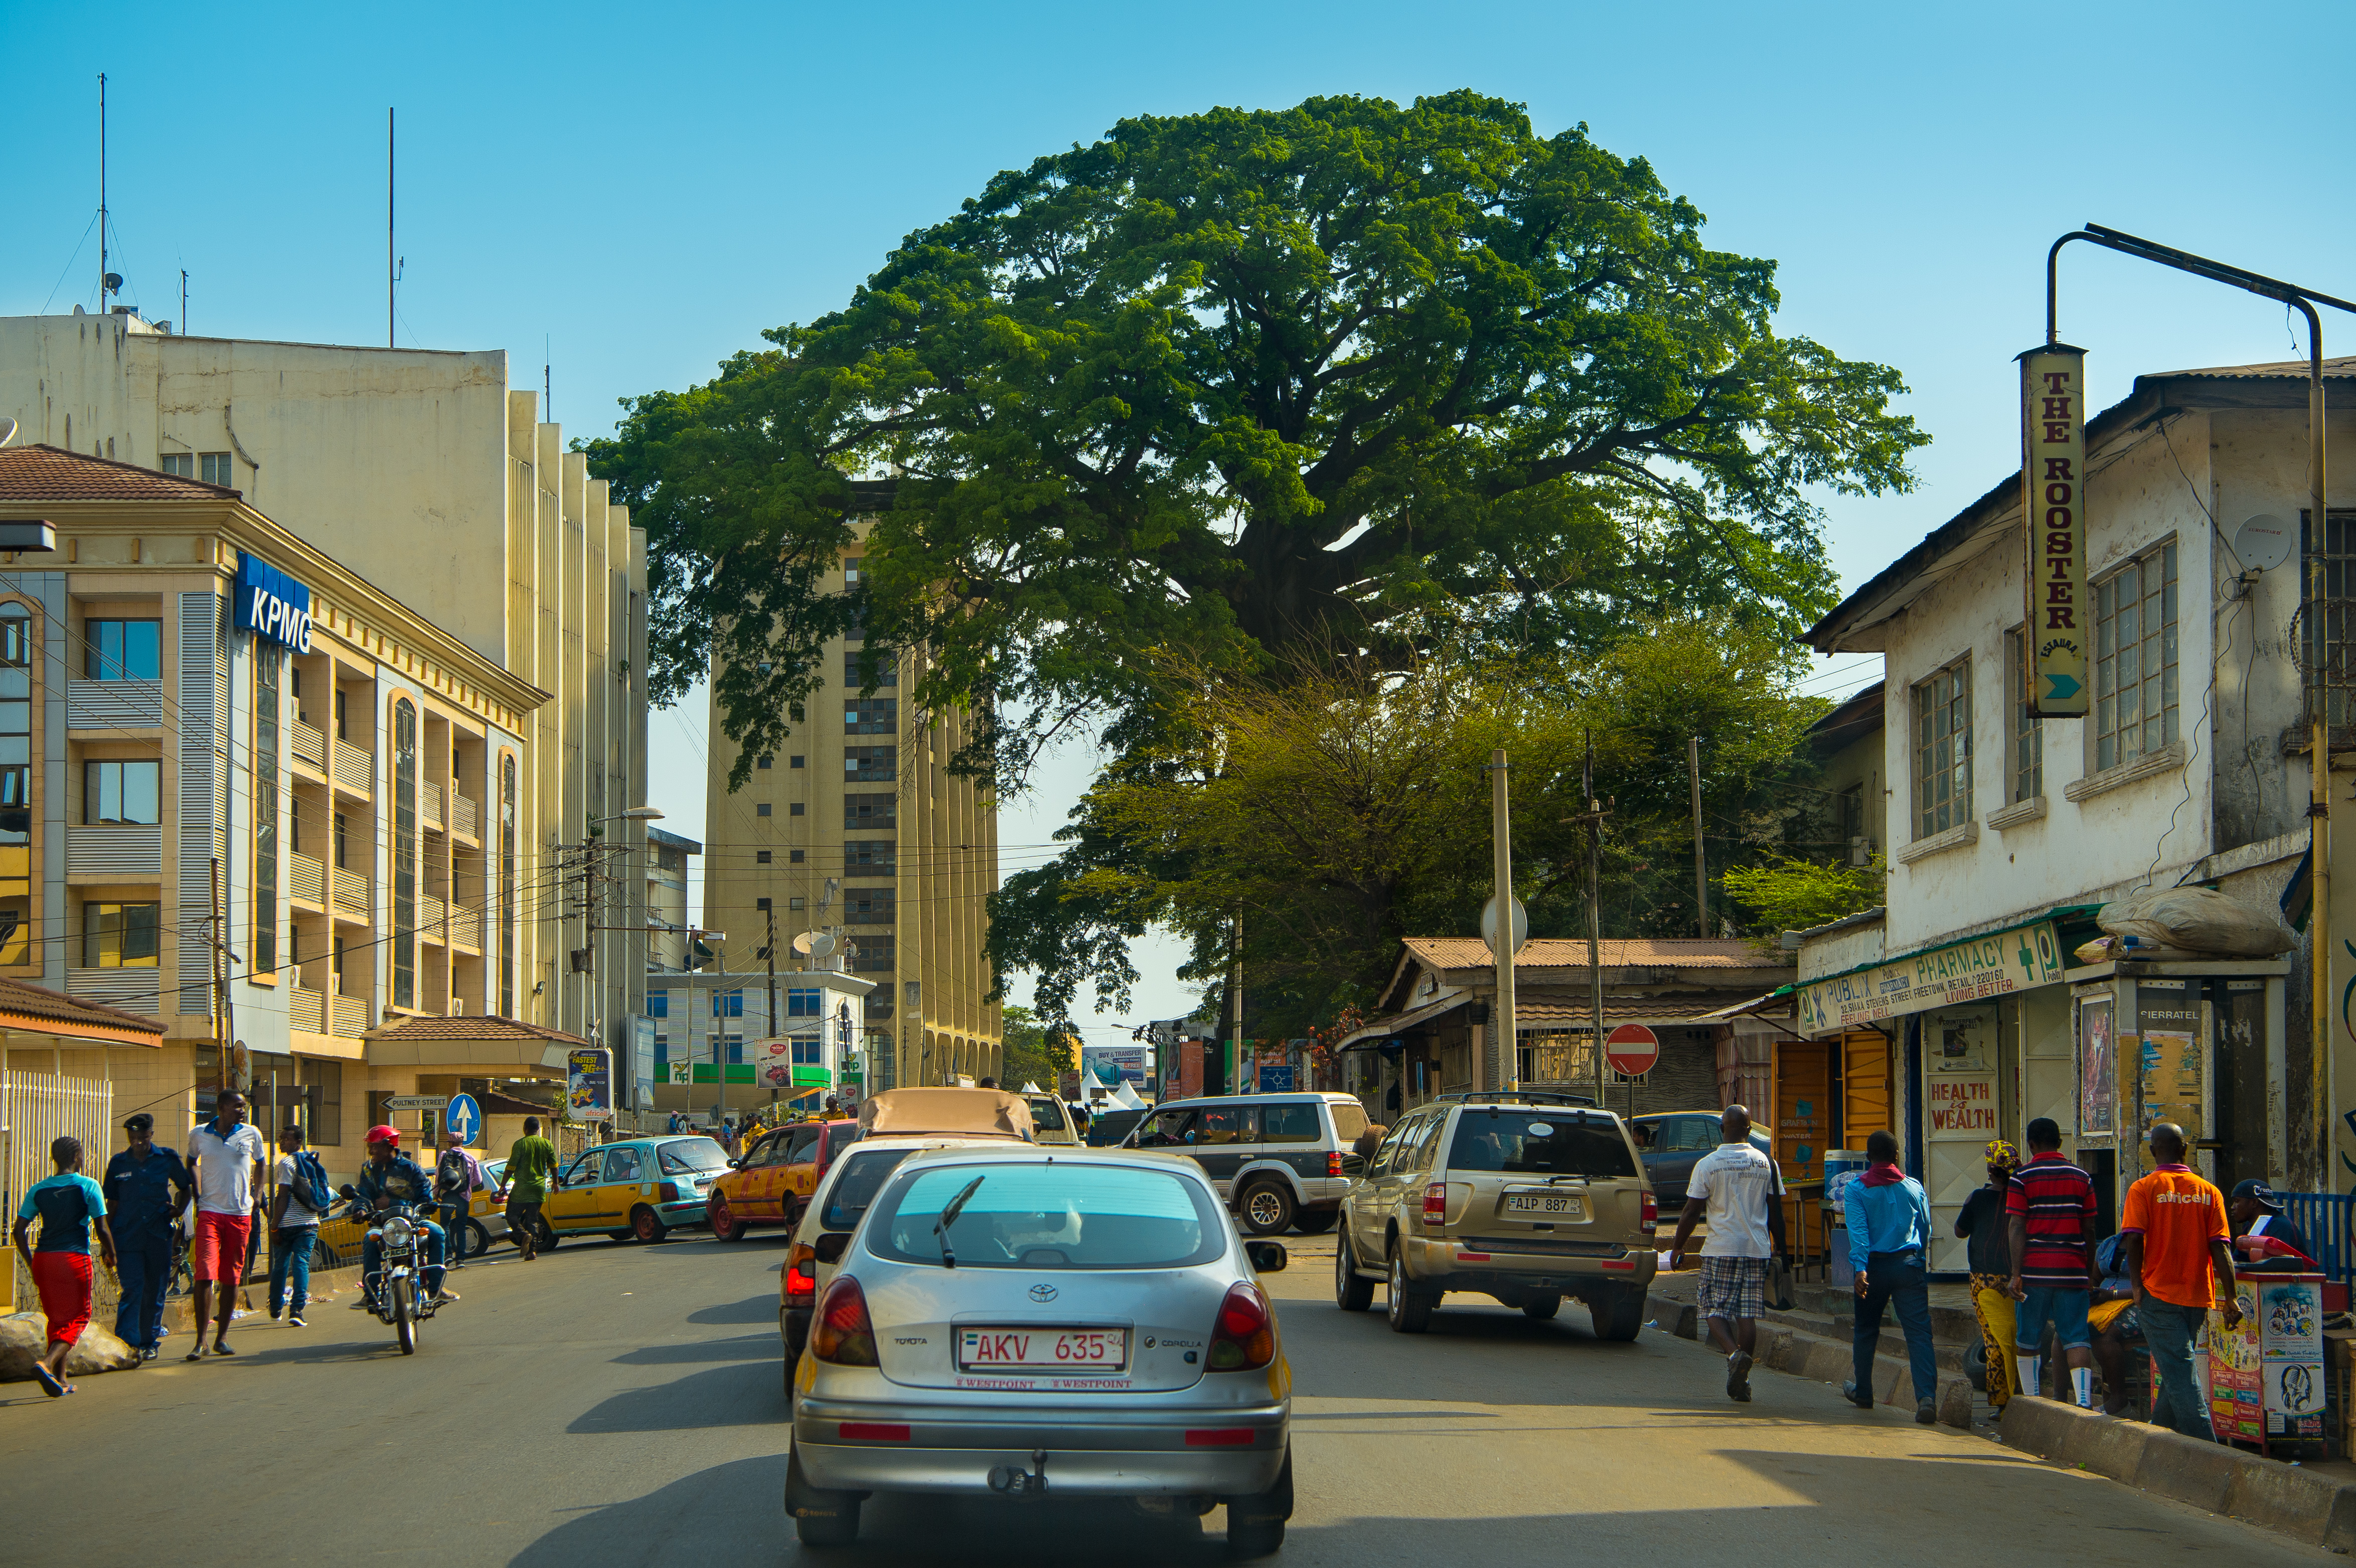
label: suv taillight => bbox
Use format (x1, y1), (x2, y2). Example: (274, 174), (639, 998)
(1327, 1151), (1343, 1178)
(1423, 1182), (1447, 1226)
(1207, 1281), (1275, 1370)
(1641, 1192), (1657, 1232)
(811, 1277), (878, 1366)
(784, 1242), (818, 1301)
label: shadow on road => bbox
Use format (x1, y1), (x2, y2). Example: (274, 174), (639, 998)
(686, 1293), (780, 1325)
(569, 1360), (788, 1433)
(611, 1331), (775, 1367)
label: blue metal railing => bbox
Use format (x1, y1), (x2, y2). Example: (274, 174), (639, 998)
(2273, 1190), (2352, 1285)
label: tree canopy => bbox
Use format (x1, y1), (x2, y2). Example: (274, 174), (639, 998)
(584, 90), (1924, 789)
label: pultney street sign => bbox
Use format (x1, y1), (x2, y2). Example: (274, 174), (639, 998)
(1604, 1023), (1660, 1077)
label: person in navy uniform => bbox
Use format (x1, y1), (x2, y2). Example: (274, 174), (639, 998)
(100, 1112), (194, 1361)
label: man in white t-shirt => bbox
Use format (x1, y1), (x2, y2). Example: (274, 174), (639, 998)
(269, 1124), (323, 1326)
(185, 1089), (269, 1360)
(1666, 1106), (1786, 1403)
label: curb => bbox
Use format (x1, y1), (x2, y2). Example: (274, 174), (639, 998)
(1998, 1396), (2356, 1551)
(1649, 1291), (1975, 1427)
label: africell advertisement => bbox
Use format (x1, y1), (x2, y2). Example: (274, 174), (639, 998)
(567, 1047), (613, 1121)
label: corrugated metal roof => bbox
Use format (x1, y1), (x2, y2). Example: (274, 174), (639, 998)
(364, 1013), (590, 1045)
(0, 443), (238, 501)
(2150, 355), (2356, 380)
(1402, 936), (1780, 972)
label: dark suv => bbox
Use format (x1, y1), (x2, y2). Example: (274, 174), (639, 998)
(1629, 1112), (1770, 1211)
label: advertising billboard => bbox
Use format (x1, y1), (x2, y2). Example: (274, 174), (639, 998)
(566, 1046), (613, 1121)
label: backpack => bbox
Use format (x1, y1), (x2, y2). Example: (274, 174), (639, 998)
(288, 1151), (331, 1214)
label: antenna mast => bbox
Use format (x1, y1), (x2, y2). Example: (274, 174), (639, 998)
(97, 74), (109, 314)
(387, 108), (395, 348)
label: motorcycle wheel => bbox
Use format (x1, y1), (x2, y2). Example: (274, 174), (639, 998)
(393, 1278), (418, 1355)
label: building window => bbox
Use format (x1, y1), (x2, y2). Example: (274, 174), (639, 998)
(500, 752), (517, 1017)
(2095, 540), (2179, 772)
(712, 990), (744, 1018)
(2005, 627), (2043, 804)
(845, 746), (895, 781)
(1912, 659), (1971, 838)
(789, 803), (804, 817)
(756, 754), (772, 769)
(845, 652), (896, 688)
(392, 698), (417, 1008)
(84, 618), (160, 681)
(253, 648), (280, 975)
(844, 885), (894, 922)
(724, 1034), (745, 1065)
(84, 901), (161, 967)
(755, 896), (771, 911)
(787, 987), (823, 1018)
(789, 849), (805, 864)
(845, 839), (895, 874)
(159, 453), (194, 479)
(333, 811), (349, 869)
(335, 687), (348, 740)
(792, 1039), (823, 1066)
(850, 935), (894, 974)
(789, 896), (806, 911)
(300, 1056), (342, 1147)
(199, 452), (235, 487)
(789, 755), (804, 769)
(83, 760), (161, 824)
(0, 611), (32, 966)
(755, 850), (771, 865)
(845, 795), (894, 830)
(646, 990), (668, 1018)
(846, 698), (897, 735)
(756, 803), (771, 818)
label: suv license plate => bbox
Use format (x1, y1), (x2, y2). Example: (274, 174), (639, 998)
(958, 1328), (1129, 1372)
(1504, 1192), (1586, 1218)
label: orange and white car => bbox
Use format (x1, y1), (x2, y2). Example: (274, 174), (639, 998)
(709, 1119), (862, 1241)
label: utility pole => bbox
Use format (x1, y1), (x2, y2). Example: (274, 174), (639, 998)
(1217, 910), (1243, 1097)
(1689, 734), (1707, 938)
(1488, 749), (1515, 1094)
(763, 902), (779, 1047)
(1579, 735), (1608, 1105)
(179, 269), (188, 335)
(97, 75), (109, 316)
(387, 108), (396, 349)
(210, 856), (228, 1061)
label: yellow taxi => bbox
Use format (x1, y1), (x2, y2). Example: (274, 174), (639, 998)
(530, 1135), (731, 1245)
(708, 1119), (861, 1241)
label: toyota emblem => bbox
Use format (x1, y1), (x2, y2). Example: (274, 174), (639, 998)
(1028, 1283), (1059, 1303)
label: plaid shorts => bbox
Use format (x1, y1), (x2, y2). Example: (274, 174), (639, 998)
(1697, 1255), (1769, 1320)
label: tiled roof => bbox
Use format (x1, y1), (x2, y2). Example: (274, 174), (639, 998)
(2151, 355), (2356, 380)
(0, 443), (239, 501)
(1401, 937), (1785, 973)
(0, 974), (167, 1040)
(365, 1013), (590, 1046)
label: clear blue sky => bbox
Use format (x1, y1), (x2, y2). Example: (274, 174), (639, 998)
(12, 0), (2353, 1036)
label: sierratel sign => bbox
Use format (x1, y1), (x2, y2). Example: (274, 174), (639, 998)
(2019, 345), (2089, 717)
(234, 551), (315, 654)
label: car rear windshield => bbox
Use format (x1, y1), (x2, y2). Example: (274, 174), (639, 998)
(869, 1162), (1226, 1270)
(1328, 1101), (1369, 1143)
(822, 1148), (918, 1230)
(822, 1124), (862, 1159)
(657, 1138), (729, 1174)
(1446, 1112), (1638, 1178)
(1025, 1097), (1068, 1133)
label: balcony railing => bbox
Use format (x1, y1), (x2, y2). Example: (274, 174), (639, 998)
(332, 871), (369, 918)
(288, 851), (326, 906)
(421, 781), (445, 832)
(333, 742), (373, 795)
(288, 985), (326, 1034)
(66, 824), (163, 878)
(419, 893), (446, 942)
(452, 793), (480, 840)
(330, 993), (371, 1038)
(450, 905), (482, 951)
(66, 968), (162, 1015)
(67, 679), (163, 729)
(290, 720), (328, 772)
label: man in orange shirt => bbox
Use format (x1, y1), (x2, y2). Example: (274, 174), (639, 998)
(2120, 1123), (2242, 1439)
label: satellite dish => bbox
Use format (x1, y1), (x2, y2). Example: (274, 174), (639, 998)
(1479, 894), (1530, 956)
(2234, 514), (2294, 573)
(807, 931), (837, 957)
(0, 418), (16, 447)
(791, 931), (816, 956)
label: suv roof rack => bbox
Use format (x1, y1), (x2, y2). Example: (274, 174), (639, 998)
(1430, 1089), (1601, 1109)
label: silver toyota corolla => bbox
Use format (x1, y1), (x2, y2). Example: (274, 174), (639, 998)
(786, 1145), (1296, 1556)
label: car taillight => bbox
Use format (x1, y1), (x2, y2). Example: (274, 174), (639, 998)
(785, 1242), (818, 1301)
(811, 1277), (878, 1366)
(1207, 1281), (1275, 1371)
(1423, 1182), (1447, 1226)
(661, 1182), (680, 1203)
(1326, 1152), (1343, 1178)
(1640, 1192), (1657, 1231)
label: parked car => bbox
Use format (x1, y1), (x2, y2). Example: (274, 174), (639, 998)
(786, 1144), (1296, 1554)
(1025, 1094), (1080, 1146)
(1122, 1091), (1371, 1235)
(528, 1135), (728, 1245)
(1335, 1092), (1657, 1339)
(1629, 1112), (1770, 1211)
(710, 1119), (862, 1241)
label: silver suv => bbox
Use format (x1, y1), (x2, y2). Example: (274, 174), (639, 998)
(1335, 1093), (1657, 1338)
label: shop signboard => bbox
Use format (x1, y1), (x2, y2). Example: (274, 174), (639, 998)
(2018, 346), (2089, 717)
(2211, 1274), (2325, 1445)
(1797, 921), (2066, 1034)
(2076, 997), (2115, 1138)
(566, 1046), (612, 1121)
(2133, 978), (2203, 1179)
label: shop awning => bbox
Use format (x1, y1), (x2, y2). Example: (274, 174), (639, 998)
(1334, 993), (1467, 1051)
(1790, 906), (2099, 1036)
(363, 1013), (588, 1070)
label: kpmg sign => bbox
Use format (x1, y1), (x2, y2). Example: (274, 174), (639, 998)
(234, 551), (314, 654)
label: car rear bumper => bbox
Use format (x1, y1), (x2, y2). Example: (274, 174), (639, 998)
(658, 1199), (708, 1225)
(793, 1396), (1288, 1496)
(1404, 1233), (1655, 1291)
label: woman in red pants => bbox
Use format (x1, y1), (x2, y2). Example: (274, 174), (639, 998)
(10, 1135), (116, 1396)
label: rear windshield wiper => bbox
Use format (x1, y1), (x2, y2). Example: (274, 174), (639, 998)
(934, 1175), (986, 1270)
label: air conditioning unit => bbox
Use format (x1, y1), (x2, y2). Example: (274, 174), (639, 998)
(1849, 836), (1874, 868)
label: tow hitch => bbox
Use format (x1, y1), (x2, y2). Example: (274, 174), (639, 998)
(988, 1450), (1050, 1497)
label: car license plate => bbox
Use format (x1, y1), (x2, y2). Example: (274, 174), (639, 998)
(958, 1327), (1128, 1372)
(1504, 1191), (1585, 1218)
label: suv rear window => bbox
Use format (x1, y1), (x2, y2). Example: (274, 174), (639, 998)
(821, 1147), (918, 1230)
(1447, 1112), (1638, 1178)
(1328, 1101), (1369, 1143)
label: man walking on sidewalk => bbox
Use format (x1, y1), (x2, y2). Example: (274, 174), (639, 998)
(498, 1116), (559, 1263)
(185, 1089), (267, 1361)
(1843, 1130), (1939, 1423)
(1666, 1105), (1785, 1404)
(100, 1112), (192, 1362)
(2122, 1122), (2241, 1439)
(2006, 1117), (2099, 1406)
(269, 1124), (322, 1326)
(435, 1129), (484, 1272)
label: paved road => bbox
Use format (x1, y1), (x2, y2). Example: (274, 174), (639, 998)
(0, 1227), (2333, 1564)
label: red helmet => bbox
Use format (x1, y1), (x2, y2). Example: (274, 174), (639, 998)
(364, 1124), (401, 1148)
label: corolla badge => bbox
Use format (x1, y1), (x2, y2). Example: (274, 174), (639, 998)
(1028, 1283), (1059, 1303)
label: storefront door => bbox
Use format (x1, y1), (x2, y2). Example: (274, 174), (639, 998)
(1923, 1005), (2000, 1272)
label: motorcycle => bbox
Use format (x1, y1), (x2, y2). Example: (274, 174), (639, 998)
(335, 1184), (445, 1354)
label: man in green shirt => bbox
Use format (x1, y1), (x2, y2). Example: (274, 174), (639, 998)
(497, 1116), (561, 1262)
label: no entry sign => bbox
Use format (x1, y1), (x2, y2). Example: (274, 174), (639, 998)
(1605, 1023), (1660, 1077)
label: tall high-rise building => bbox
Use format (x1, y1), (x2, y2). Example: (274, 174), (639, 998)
(700, 530), (1000, 1088)
(0, 308), (652, 1084)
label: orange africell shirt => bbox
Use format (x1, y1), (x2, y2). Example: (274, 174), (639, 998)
(2120, 1163), (2230, 1309)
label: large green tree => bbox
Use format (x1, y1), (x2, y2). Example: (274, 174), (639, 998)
(585, 91), (1924, 791)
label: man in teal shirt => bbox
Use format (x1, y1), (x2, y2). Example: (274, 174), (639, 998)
(1843, 1129), (1939, 1423)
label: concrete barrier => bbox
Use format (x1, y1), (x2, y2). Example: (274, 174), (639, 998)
(1999, 1397), (2356, 1551)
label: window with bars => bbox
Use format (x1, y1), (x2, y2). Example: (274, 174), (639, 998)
(1912, 659), (1972, 838)
(2094, 540), (2178, 772)
(846, 697), (897, 735)
(845, 793), (896, 830)
(2005, 628), (2043, 803)
(2302, 511), (2356, 736)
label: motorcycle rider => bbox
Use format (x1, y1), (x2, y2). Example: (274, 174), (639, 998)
(351, 1126), (455, 1311)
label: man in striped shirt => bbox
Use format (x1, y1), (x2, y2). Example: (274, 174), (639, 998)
(2006, 1117), (2098, 1406)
